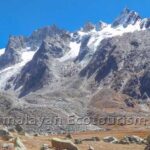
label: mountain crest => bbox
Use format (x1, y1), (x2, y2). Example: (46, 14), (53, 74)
(112, 8), (141, 27)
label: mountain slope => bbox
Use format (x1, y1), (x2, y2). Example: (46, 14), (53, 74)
(0, 8), (150, 133)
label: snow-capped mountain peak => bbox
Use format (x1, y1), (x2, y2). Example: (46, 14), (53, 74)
(112, 8), (141, 27)
(1, 8), (150, 133)
(0, 8), (150, 94)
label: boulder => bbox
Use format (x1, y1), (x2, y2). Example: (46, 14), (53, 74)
(0, 127), (14, 140)
(119, 138), (130, 144)
(92, 137), (100, 141)
(40, 144), (50, 150)
(119, 135), (144, 144)
(82, 137), (100, 142)
(74, 139), (82, 144)
(51, 138), (79, 150)
(15, 124), (24, 133)
(34, 133), (39, 137)
(66, 133), (73, 139)
(88, 145), (94, 150)
(145, 145), (150, 150)
(103, 136), (119, 144)
(14, 137), (26, 150)
(147, 135), (150, 144)
(0, 127), (10, 136)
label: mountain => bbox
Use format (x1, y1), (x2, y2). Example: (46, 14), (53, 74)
(0, 8), (150, 133)
(112, 8), (141, 27)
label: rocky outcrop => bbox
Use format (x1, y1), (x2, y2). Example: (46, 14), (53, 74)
(103, 136), (119, 144)
(80, 39), (118, 81)
(119, 136), (145, 144)
(0, 25), (69, 71)
(75, 35), (90, 62)
(145, 145), (150, 150)
(14, 34), (70, 97)
(15, 124), (24, 134)
(112, 8), (141, 27)
(28, 25), (69, 47)
(140, 18), (150, 29)
(82, 22), (95, 32)
(51, 138), (79, 150)
(80, 30), (150, 101)
(0, 127), (14, 140)
(74, 139), (82, 144)
(14, 137), (26, 150)
(0, 36), (24, 69)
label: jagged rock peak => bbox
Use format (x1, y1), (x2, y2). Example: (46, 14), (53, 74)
(0, 35), (26, 70)
(6, 35), (27, 51)
(27, 24), (71, 48)
(96, 21), (108, 31)
(140, 18), (150, 29)
(29, 24), (69, 40)
(35, 35), (70, 59)
(82, 22), (95, 32)
(112, 8), (141, 27)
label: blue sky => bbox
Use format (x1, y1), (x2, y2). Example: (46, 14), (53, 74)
(0, 0), (150, 48)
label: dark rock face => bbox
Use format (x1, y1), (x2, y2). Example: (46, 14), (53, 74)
(123, 76), (141, 99)
(14, 33), (71, 97)
(80, 30), (150, 100)
(14, 58), (50, 97)
(123, 71), (150, 100)
(0, 36), (26, 69)
(145, 145), (150, 150)
(82, 22), (95, 32)
(0, 48), (20, 69)
(112, 8), (141, 27)
(140, 71), (150, 98)
(37, 36), (70, 58)
(75, 35), (91, 62)
(28, 25), (70, 47)
(6, 36), (27, 50)
(80, 39), (118, 82)
(140, 18), (150, 29)
(0, 94), (13, 113)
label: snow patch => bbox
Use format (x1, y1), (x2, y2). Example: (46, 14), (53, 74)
(59, 22), (142, 62)
(0, 48), (36, 89)
(59, 42), (81, 62)
(0, 48), (5, 56)
(80, 22), (141, 52)
(21, 51), (36, 64)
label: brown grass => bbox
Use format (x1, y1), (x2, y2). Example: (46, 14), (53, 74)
(0, 128), (148, 150)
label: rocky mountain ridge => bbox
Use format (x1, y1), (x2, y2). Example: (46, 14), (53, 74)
(0, 8), (150, 133)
